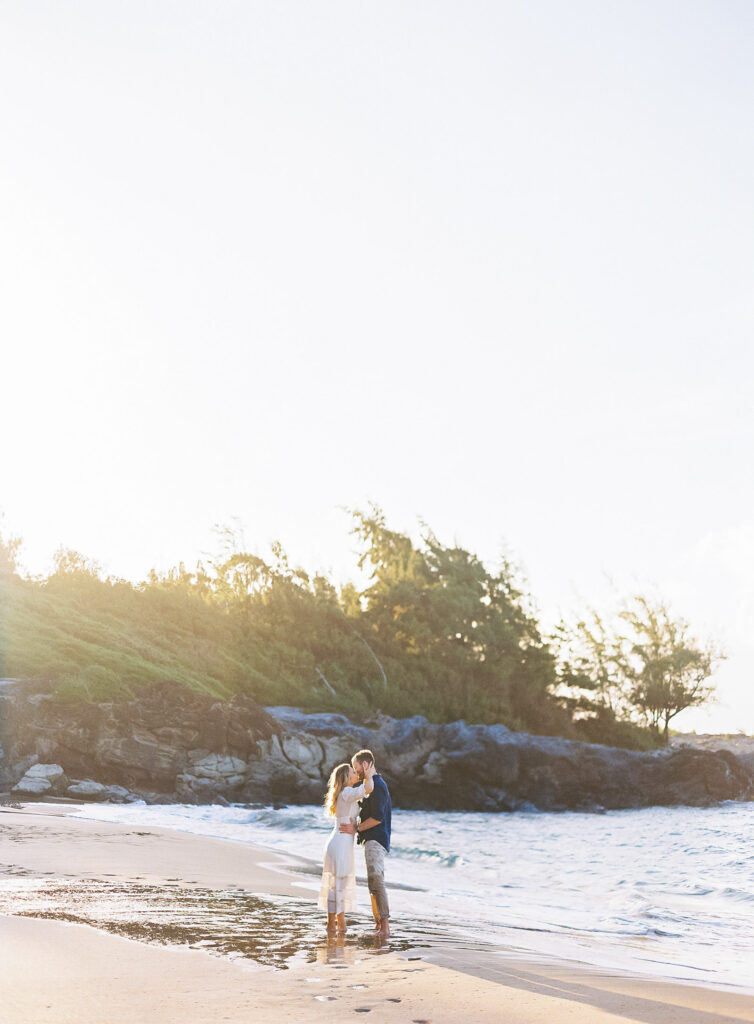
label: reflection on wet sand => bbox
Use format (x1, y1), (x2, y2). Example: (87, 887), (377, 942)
(316, 931), (391, 966)
(0, 878), (444, 970)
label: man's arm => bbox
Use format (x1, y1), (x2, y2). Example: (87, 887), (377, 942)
(339, 816), (381, 836)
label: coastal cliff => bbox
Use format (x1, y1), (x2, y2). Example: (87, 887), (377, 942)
(1, 681), (752, 811)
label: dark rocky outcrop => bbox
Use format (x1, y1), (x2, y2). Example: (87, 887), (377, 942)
(0, 680), (282, 803)
(1, 680), (752, 811)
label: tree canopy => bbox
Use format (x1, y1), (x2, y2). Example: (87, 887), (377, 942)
(555, 595), (722, 743)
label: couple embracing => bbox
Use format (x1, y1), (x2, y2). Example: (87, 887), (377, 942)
(318, 749), (392, 937)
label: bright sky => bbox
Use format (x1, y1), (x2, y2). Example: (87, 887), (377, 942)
(2, 2), (753, 732)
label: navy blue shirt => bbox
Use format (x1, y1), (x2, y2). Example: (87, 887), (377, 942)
(357, 774), (392, 852)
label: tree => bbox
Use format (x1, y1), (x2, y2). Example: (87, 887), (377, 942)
(350, 505), (564, 728)
(51, 547), (103, 578)
(619, 596), (722, 740)
(554, 609), (634, 722)
(0, 524), (22, 577)
(556, 595), (722, 743)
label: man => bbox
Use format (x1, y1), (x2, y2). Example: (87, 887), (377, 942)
(339, 748), (392, 937)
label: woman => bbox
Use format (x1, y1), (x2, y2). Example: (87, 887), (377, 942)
(319, 761), (374, 933)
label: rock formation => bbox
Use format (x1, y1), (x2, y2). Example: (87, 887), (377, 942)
(1, 680), (752, 811)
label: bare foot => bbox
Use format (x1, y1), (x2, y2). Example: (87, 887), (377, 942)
(378, 921), (391, 938)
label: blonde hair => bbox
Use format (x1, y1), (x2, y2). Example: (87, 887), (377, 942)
(324, 763), (352, 818)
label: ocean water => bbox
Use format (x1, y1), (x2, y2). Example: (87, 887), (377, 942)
(71, 800), (754, 991)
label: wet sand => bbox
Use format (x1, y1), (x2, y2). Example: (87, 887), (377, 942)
(2, 802), (753, 1024)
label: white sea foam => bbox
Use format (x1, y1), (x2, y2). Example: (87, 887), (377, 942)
(71, 800), (754, 990)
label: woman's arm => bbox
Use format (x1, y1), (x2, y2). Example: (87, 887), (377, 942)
(339, 767), (377, 834)
(342, 776), (373, 800)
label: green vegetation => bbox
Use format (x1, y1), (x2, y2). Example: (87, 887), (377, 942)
(0, 509), (720, 746)
(555, 596), (723, 743)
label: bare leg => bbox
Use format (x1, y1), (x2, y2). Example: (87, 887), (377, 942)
(326, 912), (337, 933)
(370, 893), (381, 929)
(336, 912), (347, 933)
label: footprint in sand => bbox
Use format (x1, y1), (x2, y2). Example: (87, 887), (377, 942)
(386, 997), (402, 1002)
(354, 1009), (371, 1014)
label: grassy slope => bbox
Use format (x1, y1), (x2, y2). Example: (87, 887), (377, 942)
(1, 575), (369, 714)
(2, 577), (245, 702)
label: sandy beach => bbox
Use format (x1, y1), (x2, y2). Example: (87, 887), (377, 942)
(2, 803), (753, 1024)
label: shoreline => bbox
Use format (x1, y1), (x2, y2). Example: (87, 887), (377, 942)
(61, 795), (754, 993)
(1, 803), (753, 1023)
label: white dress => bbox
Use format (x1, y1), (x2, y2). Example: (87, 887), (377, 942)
(318, 783), (366, 915)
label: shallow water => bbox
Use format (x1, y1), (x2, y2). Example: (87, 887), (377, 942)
(0, 876), (478, 969)
(69, 800), (754, 990)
